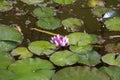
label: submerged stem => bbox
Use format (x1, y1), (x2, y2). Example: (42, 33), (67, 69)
(31, 28), (58, 36)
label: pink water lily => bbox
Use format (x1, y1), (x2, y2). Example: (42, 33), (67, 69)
(50, 35), (69, 47)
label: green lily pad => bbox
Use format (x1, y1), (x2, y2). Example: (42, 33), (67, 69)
(53, 0), (77, 4)
(100, 66), (120, 80)
(104, 17), (120, 31)
(62, 18), (84, 32)
(87, 0), (105, 8)
(0, 41), (17, 52)
(0, 24), (23, 43)
(11, 47), (33, 59)
(8, 58), (54, 75)
(0, 24), (23, 52)
(28, 41), (56, 55)
(102, 53), (120, 66)
(0, 69), (17, 80)
(0, 51), (13, 69)
(52, 66), (110, 80)
(70, 45), (92, 54)
(33, 7), (54, 18)
(67, 32), (98, 46)
(20, 0), (44, 5)
(50, 50), (78, 66)
(9, 58), (54, 80)
(37, 17), (61, 30)
(13, 70), (54, 80)
(92, 7), (112, 17)
(78, 51), (101, 66)
(0, 0), (12, 12)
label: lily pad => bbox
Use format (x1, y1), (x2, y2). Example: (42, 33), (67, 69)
(67, 32), (98, 46)
(50, 50), (78, 66)
(9, 58), (54, 80)
(37, 17), (61, 30)
(102, 53), (120, 66)
(91, 7), (112, 17)
(53, 0), (77, 4)
(70, 45), (92, 54)
(0, 24), (23, 43)
(104, 17), (120, 31)
(0, 69), (17, 80)
(87, 0), (105, 8)
(13, 70), (54, 80)
(0, 24), (23, 52)
(11, 47), (33, 59)
(28, 41), (56, 55)
(105, 43), (120, 53)
(20, 0), (44, 5)
(52, 66), (110, 80)
(0, 41), (17, 52)
(62, 18), (84, 32)
(33, 7), (54, 18)
(9, 58), (54, 74)
(78, 51), (101, 66)
(0, 0), (12, 12)
(0, 51), (13, 69)
(100, 66), (120, 80)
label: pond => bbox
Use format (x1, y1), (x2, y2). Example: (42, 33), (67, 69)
(0, 0), (120, 80)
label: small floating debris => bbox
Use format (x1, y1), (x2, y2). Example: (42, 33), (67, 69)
(25, 20), (31, 25)
(109, 35), (120, 39)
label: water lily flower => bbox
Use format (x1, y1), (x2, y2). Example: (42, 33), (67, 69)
(50, 35), (69, 47)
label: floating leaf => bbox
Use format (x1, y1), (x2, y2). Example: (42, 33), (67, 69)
(37, 17), (61, 30)
(100, 66), (120, 80)
(67, 32), (98, 45)
(70, 45), (92, 54)
(52, 66), (110, 80)
(87, 0), (105, 8)
(0, 41), (17, 52)
(102, 53), (120, 66)
(20, 0), (44, 5)
(0, 24), (23, 52)
(28, 41), (56, 55)
(33, 7), (54, 18)
(53, 0), (77, 4)
(13, 70), (54, 80)
(9, 58), (54, 80)
(0, 24), (23, 43)
(0, 0), (12, 12)
(89, 34), (99, 44)
(78, 51), (101, 66)
(50, 50), (78, 66)
(0, 69), (17, 80)
(0, 51), (13, 69)
(105, 43), (120, 53)
(104, 17), (120, 31)
(11, 47), (33, 59)
(62, 18), (84, 32)
(92, 7), (112, 17)
(9, 58), (54, 74)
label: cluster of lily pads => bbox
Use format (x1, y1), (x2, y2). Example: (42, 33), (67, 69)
(0, 0), (120, 80)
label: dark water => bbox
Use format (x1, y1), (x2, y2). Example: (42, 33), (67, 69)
(0, 0), (120, 52)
